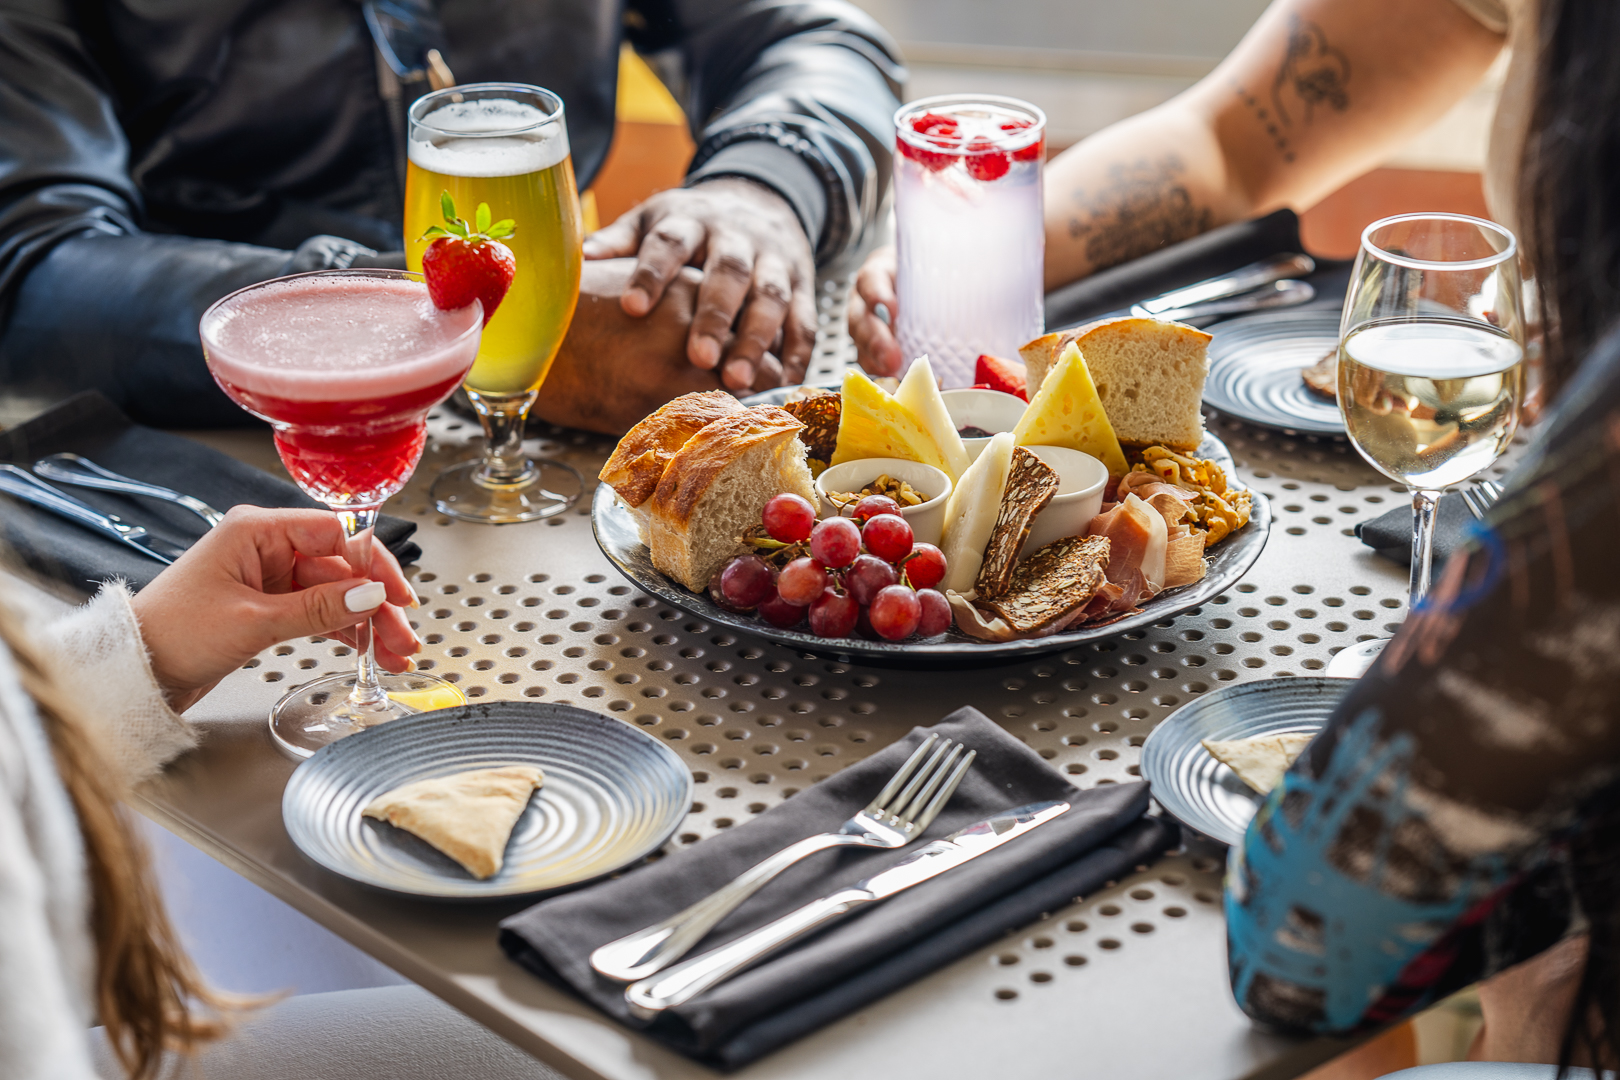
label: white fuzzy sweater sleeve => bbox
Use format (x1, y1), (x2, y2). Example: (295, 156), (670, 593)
(35, 583), (196, 785)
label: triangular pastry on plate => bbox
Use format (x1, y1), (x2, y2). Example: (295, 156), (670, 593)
(362, 765), (545, 880)
(1201, 733), (1314, 795)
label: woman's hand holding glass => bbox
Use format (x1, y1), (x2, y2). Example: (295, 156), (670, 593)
(129, 507), (421, 714)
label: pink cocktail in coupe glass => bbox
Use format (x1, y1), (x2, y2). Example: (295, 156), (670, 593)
(200, 269), (482, 758)
(894, 94), (1046, 388)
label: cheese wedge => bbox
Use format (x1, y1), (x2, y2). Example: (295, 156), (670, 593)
(939, 431), (1015, 594)
(831, 369), (949, 471)
(1201, 733), (1314, 795)
(1012, 342), (1129, 476)
(362, 765), (545, 880)
(894, 356), (971, 481)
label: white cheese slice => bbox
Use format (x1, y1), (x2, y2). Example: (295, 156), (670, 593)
(939, 431), (1015, 594)
(895, 356), (971, 481)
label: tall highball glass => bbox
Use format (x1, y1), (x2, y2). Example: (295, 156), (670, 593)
(894, 94), (1046, 388)
(200, 270), (481, 757)
(406, 83), (585, 523)
(1330, 213), (1524, 675)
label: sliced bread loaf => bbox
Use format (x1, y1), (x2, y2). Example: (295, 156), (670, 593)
(1019, 318), (1211, 451)
(647, 407), (816, 592)
(598, 390), (746, 508)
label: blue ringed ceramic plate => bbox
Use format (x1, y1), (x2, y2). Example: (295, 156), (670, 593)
(1203, 309), (1346, 437)
(283, 702), (692, 899)
(1139, 676), (1351, 846)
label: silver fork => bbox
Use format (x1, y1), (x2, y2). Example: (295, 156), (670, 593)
(590, 733), (976, 982)
(32, 453), (226, 528)
(1459, 480), (1505, 521)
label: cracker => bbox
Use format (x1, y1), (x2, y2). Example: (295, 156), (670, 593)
(979, 535), (1111, 633)
(974, 446), (1060, 598)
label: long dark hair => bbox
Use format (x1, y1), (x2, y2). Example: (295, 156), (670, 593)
(1521, 0), (1620, 398)
(1522, 0), (1620, 1068)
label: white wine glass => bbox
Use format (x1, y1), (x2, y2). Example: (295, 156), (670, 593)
(1328, 213), (1524, 677)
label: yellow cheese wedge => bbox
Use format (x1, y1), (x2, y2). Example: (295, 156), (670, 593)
(1012, 342), (1129, 476)
(831, 369), (949, 471)
(939, 431), (1015, 594)
(894, 356), (971, 481)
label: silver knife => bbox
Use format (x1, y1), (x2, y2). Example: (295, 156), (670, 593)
(1148, 278), (1315, 324)
(0, 464), (187, 565)
(624, 800), (1071, 1017)
(1130, 252), (1315, 318)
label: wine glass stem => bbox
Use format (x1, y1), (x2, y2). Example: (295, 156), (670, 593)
(469, 389), (538, 485)
(1409, 488), (1443, 611)
(336, 505), (388, 710)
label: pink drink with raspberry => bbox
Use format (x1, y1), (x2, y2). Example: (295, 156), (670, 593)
(894, 95), (1046, 388)
(202, 273), (482, 506)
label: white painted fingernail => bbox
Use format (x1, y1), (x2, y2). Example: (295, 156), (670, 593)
(344, 582), (388, 612)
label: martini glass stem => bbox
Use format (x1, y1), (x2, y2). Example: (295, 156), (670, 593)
(469, 389), (538, 485)
(337, 505), (388, 710)
(1409, 488), (1442, 611)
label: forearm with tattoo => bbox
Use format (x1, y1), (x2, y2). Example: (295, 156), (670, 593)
(1062, 155), (1214, 273)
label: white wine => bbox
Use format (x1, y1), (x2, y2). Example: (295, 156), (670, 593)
(1339, 320), (1523, 489)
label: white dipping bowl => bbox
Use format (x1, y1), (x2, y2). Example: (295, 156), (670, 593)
(1019, 445), (1109, 559)
(814, 458), (953, 546)
(942, 389), (1028, 462)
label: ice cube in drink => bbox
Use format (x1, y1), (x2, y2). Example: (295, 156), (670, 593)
(201, 273), (482, 505)
(894, 95), (1046, 389)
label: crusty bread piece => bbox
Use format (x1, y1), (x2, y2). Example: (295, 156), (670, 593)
(975, 447), (1059, 599)
(647, 407), (816, 592)
(598, 391), (746, 509)
(362, 765), (545, 880)
(1017, 330), (1078, 398)
(1020, 318), (1212, 451)
(979, 535), (1111, 633)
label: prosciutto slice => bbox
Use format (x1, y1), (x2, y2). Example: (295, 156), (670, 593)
(1087, 494), (1166, 595)
(1114, 473), (1206, 589)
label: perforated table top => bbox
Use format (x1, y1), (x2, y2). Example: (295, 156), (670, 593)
(140, 284), (1493, 1080)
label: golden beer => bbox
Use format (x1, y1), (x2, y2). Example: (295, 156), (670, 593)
(404, 97), (583, 399)
(408, 84), (586, 524)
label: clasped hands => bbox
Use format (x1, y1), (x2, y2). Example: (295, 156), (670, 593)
(537, 178), (814, 433)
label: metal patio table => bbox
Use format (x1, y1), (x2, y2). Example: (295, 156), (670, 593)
(139, 289), (1437, 1080)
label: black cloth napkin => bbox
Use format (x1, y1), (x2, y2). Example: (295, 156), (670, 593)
(1355, 492), (1478, 567)
(0, 391), (421, 593)
(1043, 207), (1355, 332)
(499, 707), (1176, 1070)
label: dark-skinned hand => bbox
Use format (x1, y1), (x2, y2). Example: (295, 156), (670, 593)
(532, 259), (738, 435)
(847, 244), (904, 377)
(582, 178), (816, 392)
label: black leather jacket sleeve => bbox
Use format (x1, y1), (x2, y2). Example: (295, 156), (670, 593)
(637, 0), (904, 263)
(0, 3), (377, 425)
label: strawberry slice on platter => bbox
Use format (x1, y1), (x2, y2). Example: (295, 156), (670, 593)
(975, 354), (1029, 401)
(418, 192), (516, 324)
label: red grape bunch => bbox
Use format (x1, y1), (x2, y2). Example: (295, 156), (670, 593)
(708, 492), (952, 641)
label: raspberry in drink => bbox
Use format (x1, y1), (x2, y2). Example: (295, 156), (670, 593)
(894, 95), (1046, 388)
(202, 273), (482, 505)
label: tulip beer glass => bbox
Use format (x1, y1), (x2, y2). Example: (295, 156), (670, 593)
(406, 83), (584, 523)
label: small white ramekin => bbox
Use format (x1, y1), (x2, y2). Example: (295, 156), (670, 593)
(814, 458), (953, 546)
(942, 388), (1029, 462)
(1019, 445), (1109, 559)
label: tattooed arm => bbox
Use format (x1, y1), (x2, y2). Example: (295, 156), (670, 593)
(1041, 0), (1502, 288)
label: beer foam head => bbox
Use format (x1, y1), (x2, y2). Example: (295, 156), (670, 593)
(410, 99), (570, 177)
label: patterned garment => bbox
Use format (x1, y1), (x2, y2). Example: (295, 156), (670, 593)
(1226, 329), (1620, 1032)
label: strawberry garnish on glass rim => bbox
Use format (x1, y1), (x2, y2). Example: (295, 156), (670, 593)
(418, 192), (516, 325)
